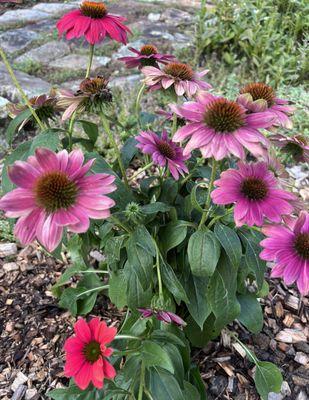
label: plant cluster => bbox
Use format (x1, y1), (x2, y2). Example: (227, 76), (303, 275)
(0, 1), (308, 399)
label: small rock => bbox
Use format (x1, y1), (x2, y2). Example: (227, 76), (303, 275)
(0, 28), (39, 54)
(25, 388), (38, 400)
(161, 8), (192, 26)
(268, 393), (283, 400)
(109, 74), (141, 89)
(16, 41), (70, 65)
(90, 250), (105, 263)
(275, 329), (307, 343)
(148, 13), (161, 22)
(294, 352), (309, 365)
(49, 54), (111, 70)
(11, 372), (28, 392)
(296, 391), (307, 400)
(281, 381), (291, 397)
(0, 96), (9, 119)
(112, 39), (145, 59)
(5, 321), (15, 332)
(0, 243), (17, 257)
(12, 385), (27, 400)
(3, 262), (19, 272)
(209, 375), (228, 396)
(294, 341), (309, 354)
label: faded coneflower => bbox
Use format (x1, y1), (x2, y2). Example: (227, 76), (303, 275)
(260, 211), (309, 296)
(172, 92), (274, 160)
(142, 62), (211, 97)
(57, 1), (131, 45)
(270, 133), (309, 163)
(0, 148), (116, 252)
(135, 130), (189, 180)
(211, 161), (296, 227)
(58, 76), (112, 120)
(119, 44), (175, 69)
(64, 318), (117, 389)
(138, 308), (186, 327)
(237, 82), (295, 129)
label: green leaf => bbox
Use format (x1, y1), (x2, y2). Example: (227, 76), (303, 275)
(185, 314), (220, 348)
(254, 361), (283, 400)
(79, 120), (98, 143)
(148, 368), (185, 400)
(160, 259), (189, 303)
(141, 202), (171, 215)
(121, 137), (138, 168)
(29, 129), (60, 154)
(159, 178), (178, 204)
(160, 221), (188, 254)
(6, 108), (32, 144)
(244, 240), (266, 289)
(183, 381), (201, 399)
(124, 264), (153, 308)
(190, 366), (208, 400)
(188, 230), (221, 277)
(237, 293), (263, 334)
(109, 271), (127, 308)
(190, 183), (207, 213)
(105, 236), (125, 264)
(150, 330), (185, 347)
(214, 223), (242, 267)
(142, 341), (174, 373)
(48, 385), (83, 399)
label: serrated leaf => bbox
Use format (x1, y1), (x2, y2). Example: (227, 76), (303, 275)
(214, 223), (242, 267)
(142, 341), (174, 373)
(254, 361), (283, 400)
(237, 293), (263, 334)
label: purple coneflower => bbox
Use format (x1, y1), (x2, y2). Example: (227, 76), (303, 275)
(237, 82), (295, 129)
(138, 308), (186, 327)
(142, 62), (211, 97)
(211, 161), (296, 227)
(135, 130), (188, 180)
(270, 133), (309, 163)
(260, 211), (309, 296)
(172, 92), (274, 160)
(118, 44), (175, 69)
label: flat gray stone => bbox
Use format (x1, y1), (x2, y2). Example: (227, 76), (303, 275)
(0, 96), (9, 119)
(49, 54), (111, 70)
(109, 74), (141, 89)
(0, 28), (40, 54)
(0, 9), (50, 29)
(16, 41), (70, 64)
(32, 2), (76, 16)
(112, 39), (145, 59)
(0, 63), (51, 102)
(161, 8), (192, 26)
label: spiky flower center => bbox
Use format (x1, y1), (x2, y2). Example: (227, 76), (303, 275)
(163, 62), (194, 81)
(79, 76), (109, 95)
(240, 83), (275, 107)
(35, 171), (78, 212)
(283, 142), (303, 158)
(140, 44), (158, 56)
(294, 233), (309, 260)
(157, 140), (176, 159)
(204, 99), (245, 133)
(80, 1), (107, 18)
(241, 178), (268, 201)
(83, 341), (101, 363)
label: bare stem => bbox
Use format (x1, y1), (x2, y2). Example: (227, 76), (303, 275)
(198, 159), (218, 229)
(85, 44), (94, 78)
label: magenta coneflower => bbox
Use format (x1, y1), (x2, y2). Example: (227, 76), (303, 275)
(260, 211), (309, 296)
(138, 308), (186, 327)
(135, 130), (188, 180)
(270, 133), (309, 163)
(118, 44), (175, 69)
(211, 161), (296, 227)
(237, 82), (295, 129)
(56, 1), (131, 45)
(172, 92), (274, 160)
(0, 148), (116, 252)
(142, 62), (211, 97)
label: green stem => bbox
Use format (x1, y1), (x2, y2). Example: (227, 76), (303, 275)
(114, 334), (142, 341)
(198, 159), (218, 229)
(101, 112), (129, 188)
(136, 82), (146, 127)
(153, 239), (163, 300)
(110, 215), (131, 233)
(76, 285), (109, 299)
(67, 111), (76, 151)
(129, 161), (154, 182)
(85, 44), (94, 78)
(0, 47), (45, 131)
(117, 309), (130, 334)
(79, 270), (110, 274)
(172, 112), (178, 134)
(179, 172), (193, 188)
(207, 208), (233, 229)
(138, 360), (146, 400)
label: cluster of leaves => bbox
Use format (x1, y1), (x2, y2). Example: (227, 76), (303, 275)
(196, 0), (308, 86)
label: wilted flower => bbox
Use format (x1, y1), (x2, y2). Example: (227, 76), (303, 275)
(260, 211), (309, 296)
(58, 76), (112, 120)
(270, 133), (309, 163)
(172, 92), (274, 160)
(142, 62), (211, 97)
(118, 44), (175, 69)
(237, 82), (295, 129)
(57, 1), (131, 45)
(64, 318), (117, 390)
(138, 308), (186, 327)
(211, 161), (296, 227)
(135, 130), (189, 180)
(0, 148), (116, 252)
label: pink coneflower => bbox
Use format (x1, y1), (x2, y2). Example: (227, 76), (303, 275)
(118, 44), (175, 69)
(172, 93), (274, 160)
(0, 148), (116, 252)
(260, 211), (309, 296)
(142, 62), (211, 97)
(211, 161), (296, 227)
(135, 130), (188, 180)
(138, 308), (186, 327)
(56, 1), (131, 45)
(270, 133), (309, 163)
(237, 82), (295, 129)
(64, 318), (117, 390)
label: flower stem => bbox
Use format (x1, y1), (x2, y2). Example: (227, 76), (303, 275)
(0, 46), (45, 131)
(153, 239), (163, 301)
(85, 44), (94, 78)
(76, 285), (109, 299)
(67, 111), (76, 151)
(207, 208), (233, 229)
(100, 112), (129, 188)
(129, 161), (154, 182)
(136, 82), (146, 127)
(172, 112), (178, 134)
(198, 159), (218, 229)
(114, 334), (142, 341)
(138, 360), (146, 400)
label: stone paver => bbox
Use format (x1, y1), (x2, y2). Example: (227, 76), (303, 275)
(16, 41), (70, 65)
(0, 9), (51, 29)
(32, 2), (76, 16)
(0, 28), (40, 54)
(0, 63), (51, 102)
(0, 96), (9, 119)
(49, 54), (111, 71)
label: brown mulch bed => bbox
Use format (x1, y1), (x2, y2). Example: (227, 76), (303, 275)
(1, 242), (308, 400)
